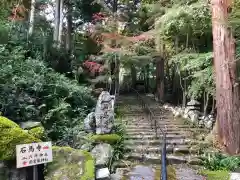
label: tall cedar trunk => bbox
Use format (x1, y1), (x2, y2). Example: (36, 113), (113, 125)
(212, 0), (240, 154)
(28, 0), (35, 36)
(110, 0), (118, 95)
(156, 56), (164, 101)
(53, 0), (60, 42)
(114, 57), (120, 95)
(146, 64), (149, 92)
(66, 1), (73, 52)
(58, 0), (64, 45)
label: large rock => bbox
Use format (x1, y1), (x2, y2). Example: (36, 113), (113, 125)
(84, 112), (96, 133)
(91, 143), (113, 166)
(110, 173), (123, 180)
(230, 173), (240, 180)
(187, 100), (200, 106)
(0, 116), (40, 160)
(20, 121), (41, 130)
(96, 167), (110, 179)
(45, 146), (95, 180)
(173, 107), (182, 118)
(0, 162), (27, 180)
(188, 110), (199, 124)
(95, 91), (115, 134)
(205, 120), (213, 129)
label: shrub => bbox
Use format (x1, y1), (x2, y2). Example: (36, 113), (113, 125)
(0, 45), (95, 142)
(201, 152), (240, 171)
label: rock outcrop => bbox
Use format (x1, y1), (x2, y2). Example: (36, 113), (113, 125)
(45, 146), (95, 180)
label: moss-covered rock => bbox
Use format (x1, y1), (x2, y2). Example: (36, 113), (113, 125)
(28, 126), (45, 139)
(199, 170), (230, 180)
(0, 116), (41, 160)
(20, 121), (42, 130)
(45, 146), (95, 180)
(0, 116), (19, 128)
(89, 134), (122, 144)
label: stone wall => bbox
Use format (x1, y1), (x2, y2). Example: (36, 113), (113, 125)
(163, 100), (215, 130)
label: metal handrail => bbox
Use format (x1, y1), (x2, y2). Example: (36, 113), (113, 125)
(131, 88), (167, 180)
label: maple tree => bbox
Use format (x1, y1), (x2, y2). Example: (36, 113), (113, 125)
(82, 60), (105, 76)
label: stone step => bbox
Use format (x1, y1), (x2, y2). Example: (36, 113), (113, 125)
(113, 157), (202, 170)
(125, 139), (192, 146)
(126, 131), (187, 136)
(125, 128), (191, 133)
(126, 125), (192, 129)
(123, 113), (146, 115)
(123, 152), (201, 165)
(125, 134), (188, 140)
(125, 128), (207, 133)
(124, 113), (170, 115)
(122, 119), (180, 123)
(123, 114), (168, 116)
(125, 144), (198, 154)
(123, 122), (184, 126)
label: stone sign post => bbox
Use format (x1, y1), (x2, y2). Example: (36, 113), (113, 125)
(16, 142), (53, 180)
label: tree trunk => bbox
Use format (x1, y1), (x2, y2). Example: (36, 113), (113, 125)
(109, 0), (118, 95)
(58, 0), (64, 45)
(156, 56), (164, 102)
(212, 0), (240, 155)
(182, 77), (187, 107)
(114, 57), (120, 95)
(145, 64), (150, 93)
(66, 0), (73, 51)
(204, 91), (210, 116)
(53, 0), (60, 42)
(28, 0), (35, 36)
(131, 65), (137, 89)
(211, 97), (215, 115)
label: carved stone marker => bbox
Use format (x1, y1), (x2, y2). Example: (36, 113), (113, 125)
(95, 91), (114, 134)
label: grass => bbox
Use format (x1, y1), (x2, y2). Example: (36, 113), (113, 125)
(199, 170), (230, 180)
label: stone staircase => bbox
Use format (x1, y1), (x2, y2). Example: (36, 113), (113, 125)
(114, 94), (206, 179)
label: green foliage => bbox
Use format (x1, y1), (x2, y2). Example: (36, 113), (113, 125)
(109, 116), (128, 172)
(0, 44), (95, 142)
(0, 116), (40, 160)
(154, 1), (212, 51)
(58, 123), (92, 149)
(170, 52), (214, 99)
(201, 152), (240, 171)
(28, 126), (45, 140)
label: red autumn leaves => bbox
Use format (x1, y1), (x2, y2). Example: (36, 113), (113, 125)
(82, 60), (105, 76)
